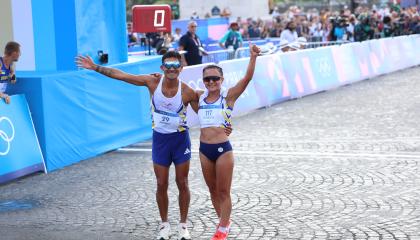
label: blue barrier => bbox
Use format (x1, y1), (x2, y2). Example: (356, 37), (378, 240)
(0, 95), (45, 184)
(181, 35), (420, 125)
(9, 56), (162, 171)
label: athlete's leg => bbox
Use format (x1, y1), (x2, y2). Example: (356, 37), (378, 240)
(199, 152), (220, 218)
(215, 151), (234, 228)
(174, 160), (191, 223)
(154, 164), (170, 222)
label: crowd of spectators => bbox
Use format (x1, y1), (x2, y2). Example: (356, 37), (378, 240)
(127, 3), (419, 63)
(236, 4), (419, 42)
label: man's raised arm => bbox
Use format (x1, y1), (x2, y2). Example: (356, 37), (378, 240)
(76, 55), (159, 87)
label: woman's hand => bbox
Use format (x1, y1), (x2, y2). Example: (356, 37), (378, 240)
(249, 44), (261, 57)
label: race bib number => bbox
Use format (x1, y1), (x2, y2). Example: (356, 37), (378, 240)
(153, 110), (180, 130)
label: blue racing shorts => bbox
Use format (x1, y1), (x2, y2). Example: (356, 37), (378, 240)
(152, 130), (191, 167)
(199, 141), (232, 162)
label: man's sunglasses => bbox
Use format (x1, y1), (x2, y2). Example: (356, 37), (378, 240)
(203, 76), (222, 82)
(162, 61), (181, 69)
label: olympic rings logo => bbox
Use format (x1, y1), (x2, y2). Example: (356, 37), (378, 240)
(0, 116), (15, 156)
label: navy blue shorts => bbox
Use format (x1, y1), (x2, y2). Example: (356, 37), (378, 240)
(152, 130), (191, 167)
(199, 141), (232, 162)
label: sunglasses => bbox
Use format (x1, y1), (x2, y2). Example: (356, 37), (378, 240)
(203, 76), (222, 82)
(163, 61), (181, 69)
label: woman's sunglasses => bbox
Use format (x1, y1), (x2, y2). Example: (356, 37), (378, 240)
(203, 76), (222, 83)
(162, 61), (181, 69)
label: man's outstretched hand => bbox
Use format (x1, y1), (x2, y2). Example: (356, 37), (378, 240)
(76, 55), (96, 70)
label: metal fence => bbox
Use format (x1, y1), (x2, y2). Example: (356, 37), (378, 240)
(305, 40), (351, 49)
(202, 49), (236, 63)
(128, 38), (352, 63)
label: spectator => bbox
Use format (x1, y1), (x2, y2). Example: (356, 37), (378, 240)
(191, 11), (199, 20)
(241, 25), (250, 40)
(179, 21), (206, 66)
(220, 7), (231, 18)
(382, 16), (395, 37)
(248, 21), (261, 38)
(173, 28), (182, 42)
(408, 15), (419, 34)
(260, 24), (271, 39)
(127, 22), (138, 47)
(354, 15), (374, 41)
(219, 22), (243, 50)
(300, 20), (311, 39)
(270, 22), (283, 38)
(280, 21), (298, 43)
(211, 5), (221, 17)
(309, 21), (324, 42)
(155, 32), (174, 55)
(146, 32), (161, 49)
(347, 15), (356, 41)
(332, 17), (347, 40)
(323, 22), (332, 41)
(413, 16), (420, 34)
(0, 41), (20, 104)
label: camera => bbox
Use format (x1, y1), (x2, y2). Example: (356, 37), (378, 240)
(97, 50), (108, 64)
(329, 16), (349, 28)
(330, 17), (349, 28)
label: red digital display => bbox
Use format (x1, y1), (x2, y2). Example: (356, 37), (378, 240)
(132, 5), (172, 33)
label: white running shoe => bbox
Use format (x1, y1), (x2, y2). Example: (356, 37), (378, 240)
(177, 223), (191, 240)
(157, 222), (171, 240)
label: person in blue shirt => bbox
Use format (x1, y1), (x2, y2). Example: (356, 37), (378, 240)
(219, 22), (243, 50)
(0, 41), (20, 104)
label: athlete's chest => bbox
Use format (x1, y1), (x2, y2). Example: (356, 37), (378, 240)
(0, 60), (12, 81)
(0, 68), (11, 81)
(161, 88), (178, 98)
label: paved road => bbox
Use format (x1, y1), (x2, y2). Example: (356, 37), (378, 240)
(1, 67), (420, 239)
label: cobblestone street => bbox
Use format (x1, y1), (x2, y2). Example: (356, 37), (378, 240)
(1, 67), (419, 239)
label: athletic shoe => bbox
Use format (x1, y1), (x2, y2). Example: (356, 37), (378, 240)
(211, 229), (229, 240)
(156, 222), (171, 240)
(177, 223), (191, 240)
(212, 221), (231, 240)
